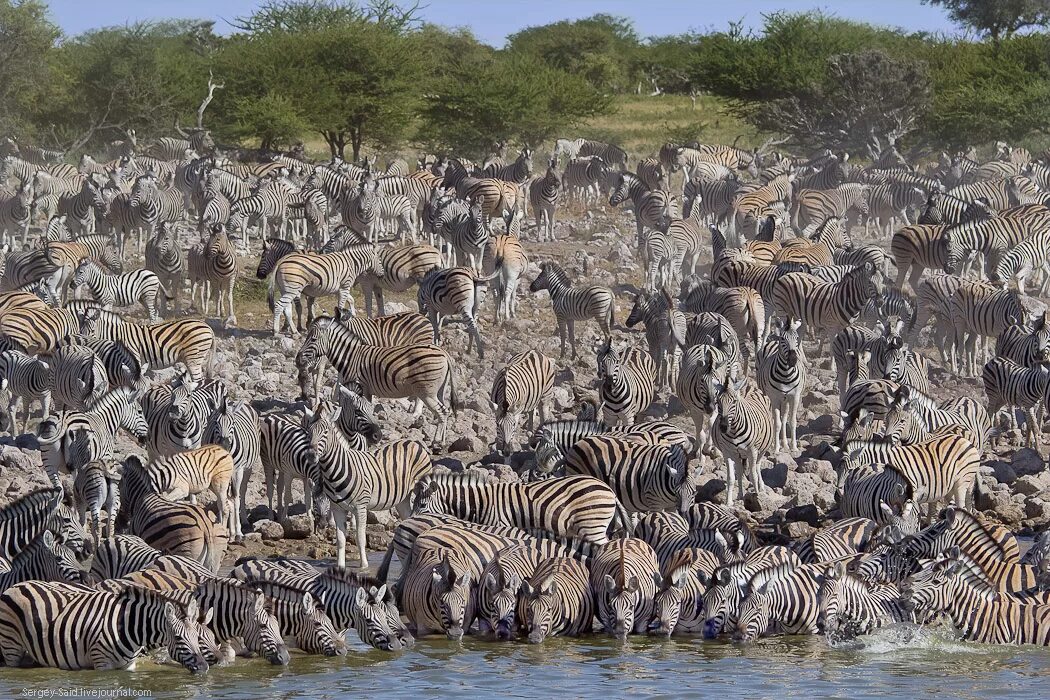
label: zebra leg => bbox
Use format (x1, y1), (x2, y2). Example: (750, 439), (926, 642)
(464, 312), (484, 359)
(354, 503), (368, 566)
(724, 456), (738, 507)
(567, 320), (577, 360)
(332, 505), (348, 569)
(421, 396), (450, 446)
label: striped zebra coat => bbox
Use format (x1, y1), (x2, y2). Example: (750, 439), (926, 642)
(305, 407), (432, 568)
(563, 434), (692, 513)
(710, 374), (776, 507)
(144, 223), (184, 314)
(417, 266), (497, 358)
(412, 471), (622, 546)
(608, 171), (678, 254)
(482, 234), (528, 323)
(77, 307), (215, 383)
(625, 289), (687, 390)
(188, 224), (238, 325)
(0, 581), (209, 672)
(562, 156), (609, 206)
(520, 556), (594, 642)
(597, 340), (657, 426)
(757, 318), (807, 452)
(0, 349), (53, 433)
(772, 262), (884, 337)
(529, 262), (614, 360)
(529, 159), (560, 241)
(270, 244), (381, 336)
(296, 315), (459, 444)
(491, 350), (554, 452)
(358, 243), (441, 317)
(71, 259), (168, 322)
(734, 563), (826, 642)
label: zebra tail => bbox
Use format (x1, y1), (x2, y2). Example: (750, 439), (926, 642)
(266, 281), (275, 313)
(159, 282), (175, 301)
(612, 499), (634, 539)
(447, 364), (461, 415)
(376, 542), (397, 585)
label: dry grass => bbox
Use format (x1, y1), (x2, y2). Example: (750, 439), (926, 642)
(298, 94), (760, 163)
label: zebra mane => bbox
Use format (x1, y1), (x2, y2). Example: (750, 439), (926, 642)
(745, 562), (799, 593)
(318, 565), (382, 590)
(541, 261), (570, 284)
(940, 507), (1012, 561)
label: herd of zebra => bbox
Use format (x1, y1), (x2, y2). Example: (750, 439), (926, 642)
(2, 128), (1050, 674)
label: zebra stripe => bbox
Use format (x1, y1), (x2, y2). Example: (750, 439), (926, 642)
(528, 159), (560, 241)
(358, 244), (441, 317)
(625, 290), (687, 391)
(757, 318), (807, 452)
(71, 259), (167, 322)
(608, 171), (677, 253)
(0, 349), (52, 433)
(520, 556), (593, 642)
(734, 563), (827, 642)
(412, 471), (621, 546)
(563, 435), (691, 513)
(188, 224), (238, 324)
(417, 266), (495, 358)
(771, 263), (883, 337)
(711, 374), (776, 508)
(561, 156), (609, 206)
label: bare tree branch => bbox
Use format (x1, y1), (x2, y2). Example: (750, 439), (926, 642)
(196, 70), (225, 129)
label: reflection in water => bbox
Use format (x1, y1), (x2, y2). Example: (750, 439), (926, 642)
(1, 625), (1048, 699)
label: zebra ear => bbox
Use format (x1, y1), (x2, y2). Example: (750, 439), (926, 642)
(354, 586), (368, 607)
(652, 572), (665, 590)
(301, 592), (317, 614)
(520, 581), (535, 597)
(879, 500), (895, 518)
(201, 606), (214, 626)
(603, 574), (618, 593)
(625, 576), (640, 594)
(375, 584), (388, 602)
(484, 572), (498, 592)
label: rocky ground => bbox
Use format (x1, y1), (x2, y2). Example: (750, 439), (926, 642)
(2, 201), (1049, 571)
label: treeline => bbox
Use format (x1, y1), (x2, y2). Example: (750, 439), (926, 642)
(2, 0), (1050, 160)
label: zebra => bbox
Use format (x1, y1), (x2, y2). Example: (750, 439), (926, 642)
(530, 418), (691, 474)
(130, 172), (184, 243)
(141, 378), (226, 457)
(816, 561), (907, 637)
(997, 314), (1050, 370)
(145, 223), (184, 314)
(70, 258), (168, 322)
(0, 488), (64, 560)
(482, 234), (528, 323)
(399, 544), (475, 640)
(733, 563), (826, 642)
(118, 455), (228, 573)
(0, 307), (81, 355)
(296, 310), (433, 401)
(519, 556), (594, 643)
(596, 339), (657, 426)
(296, 315), (459, 444)
(145, 444), (235, 534)
(529, 158), (561, 241)
(684, 174), (740, 226)
(648, 546), (723, 636)
(941, 211), (1050, 279)
(900, 554), (1050, 644)
(625, 289), (687, 391)
(994, 228), (1050, 295)
(72, 460), (121, 545)
(0, 530), (87, 590)
(982, 356), (1049, 448)
(950, 283), (1028, 377)
(680, 277), (766, 355)
(260, 411), (329, 529)
(201, 397), (259, 543)
(886, 384), (990, 453)
(608, 171), (677, 255)
(416, 266), (497, 358)
(87, 535), (160, 580)
(0, 581), (209, 673)
(675, 343), (735, 462)
(903, 506), (1036, 594)
(270, 243), (382, 336)
(491, 350), (554, 453)
(55, 177), (107, 236)
(191, 577), (290, 665)
(529, 262), (614, 359)
(562, 156), (609, 206)
(188, 223), (238, 326)
(231, 559), (409, 651)
(305, 406), (432, 568)
(357, 243), (441, 317)
(840, 432), (981, 522)
(0, 349), (52, 433)
(563, 434), (693, 513)
(732, 174), (794, 236)
(685, 311), (743, 370)
(0, 181), (33, 245)
(36, 386), (148, 482)
(710, 371), (776, 507)
(589, 538), (661, 640)
(757, 317), (807, 452)
(411, 471), (621, 546)
(772, 262), (884, 338)
(561, 139), (628, 171)
(230, 176), (294, 245)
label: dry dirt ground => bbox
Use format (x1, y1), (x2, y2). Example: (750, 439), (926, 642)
(2, 200), (1048, 571)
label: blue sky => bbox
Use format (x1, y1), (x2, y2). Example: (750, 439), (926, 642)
(48, 1), (961, 44)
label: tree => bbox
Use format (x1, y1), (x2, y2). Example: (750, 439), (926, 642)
(41, 21), (219, 152)
(923, 0), (1050, 44)
(231, 0), (420, 33)
(419, 52), (612, 158)
(743, 49), (931, 158)
(0, 0), (60, 139)
(218, 16), (424, 159)
(507, 14), (641, 92)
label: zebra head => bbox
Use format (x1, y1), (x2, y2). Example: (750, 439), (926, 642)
(70, 258), (98, 292)
(300, 591), (346, 657)
(520, 575), (558, 644)
(431, 550), (472, 640)
(700, 566), (739, 638)
(244, 588), (291, 665)
(158, 598), (211, 675)
(601, 570), (641, 641)
(208, 397), (242, 452)
(815, 561), (853, 637)
(481, 562), (521, 641)
(352, 583), (403, 652)
(900, 505), (970, 562)
(50, 501), (90, 559)
(899, 550), (986, 625)
(733, 569), (780, 643)
(648, 568), (686, 637)
(335, 383), (383, 444)
(410, 475), (443, 516)
(129, 172), (158, 208)
(666, 445), (702, 513)
(607, 172), (633, 207)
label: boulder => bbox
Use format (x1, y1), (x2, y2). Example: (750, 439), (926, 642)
(448, 436), (477, 453)
(762, 461), (789, 489)
(1013, 472), (1050, 497)
(785, 521), (816, 540)
(985, 460), (1017, 485)
(1011, 448), (1045, 477)
(366, 509), (397, 527)
(1024, 497), (1050, 522)
(248, 504), (272, 523)
(280, 514), (313, 540)
(253, 519), (285, 541)
(743, 489), (789, 514)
